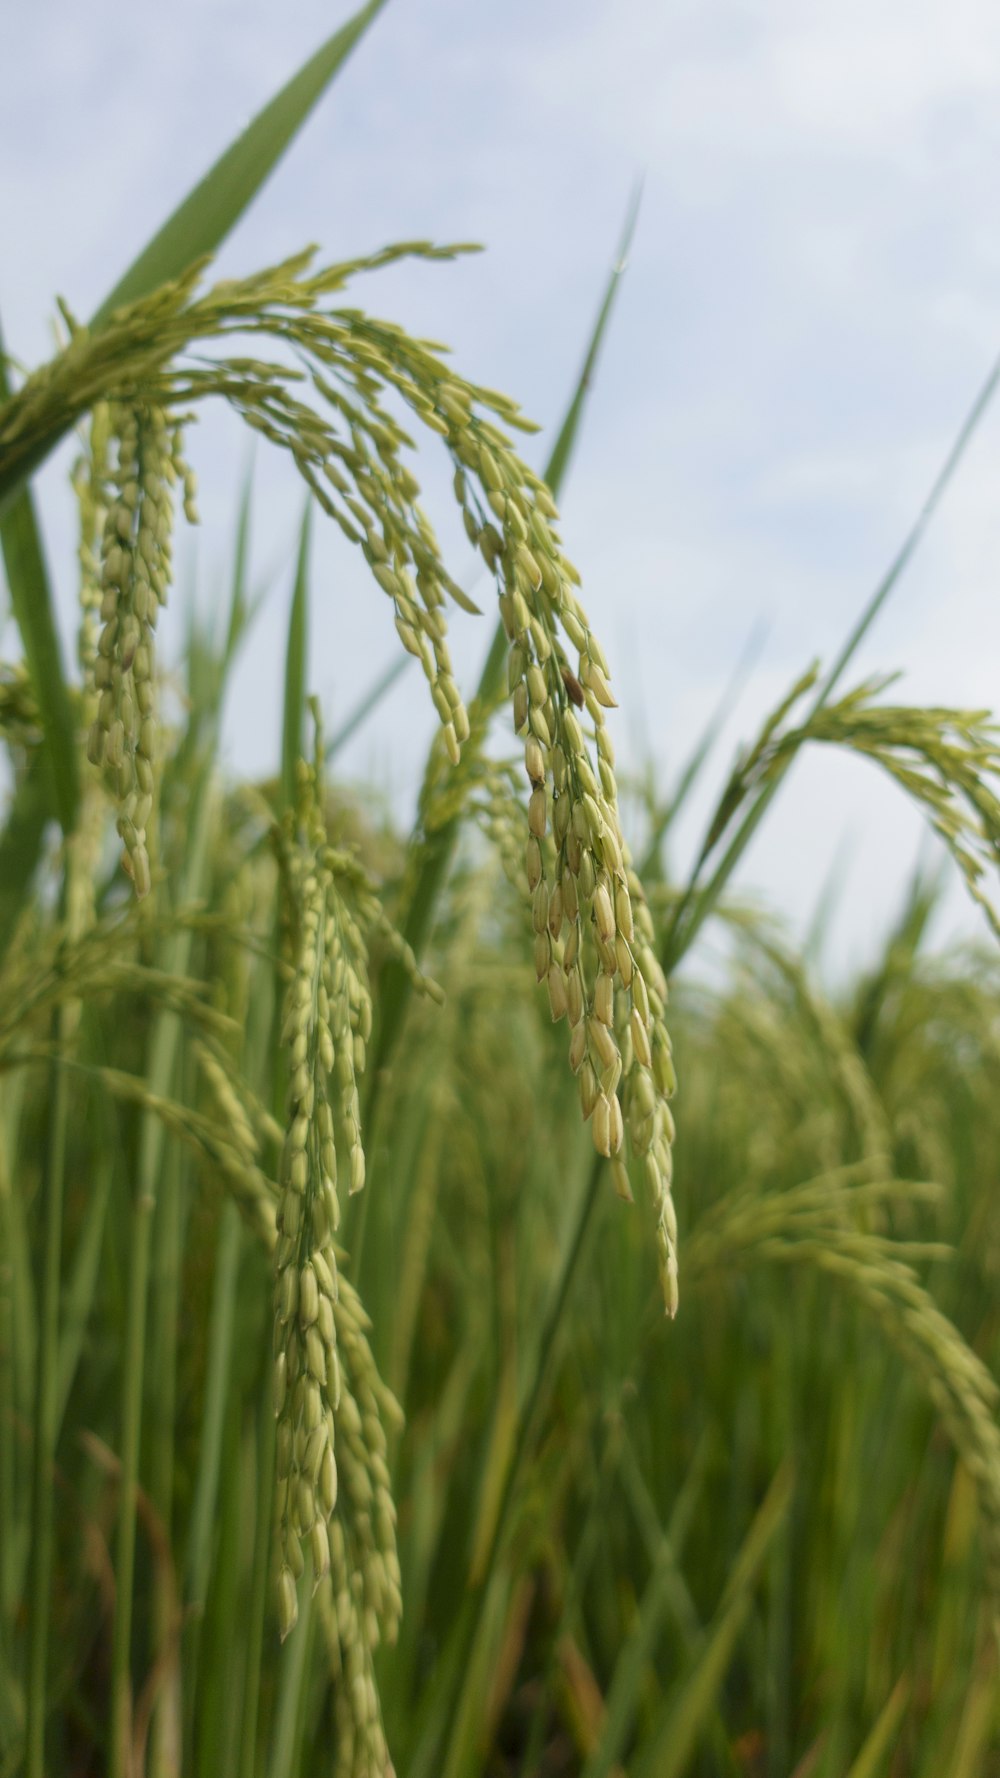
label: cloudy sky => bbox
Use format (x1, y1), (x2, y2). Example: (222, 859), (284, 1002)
(3, 0), (999, 978)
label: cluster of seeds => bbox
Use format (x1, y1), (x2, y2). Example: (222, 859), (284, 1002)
(316, 1273), (403, 1778)
(437, 434), (680, 1310)
(272, 791), (369, 1625)
(84, 402), (196, 895)
(14, 246), (679, 1299)
(271, 743), (411, 1769)
(72, 399), (110, 700)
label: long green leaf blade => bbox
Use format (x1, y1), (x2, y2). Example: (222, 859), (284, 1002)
(326, 654), (409, 762)
(0, 759), (51, 963)
(543, 179), (642, 498)
(281, 504), (311, 810)
(845, 1675), (910, 1778)
(91, 0), (390, 327)
(664, 348), (1000, 972)
(0, 315), (78, 835)
(632, 1462), (795, 1778)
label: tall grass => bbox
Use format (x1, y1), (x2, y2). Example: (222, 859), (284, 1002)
(3, 13), (1000, 1776)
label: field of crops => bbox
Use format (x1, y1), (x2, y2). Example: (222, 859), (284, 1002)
(3, 9), (1000, 1776)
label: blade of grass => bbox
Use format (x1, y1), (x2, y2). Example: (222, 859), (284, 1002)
(942, 1650), (998, 1778)
(844, 1675), (910, 1778)
(108, 780), (219, 1778)
(24, 1014), (71, 1778)
(192, 1385), (246, 1778)
(544, 181), (643, 496)
(238, 1360), (277, 1778)
(236, 851), (295, 1778)
(182, 1204), (250, 1775)
(638, 622), (767, 880)
(0, 314), (78, 836)
(630, 1461), (795, 1778)
(281, 504), (311, 811)
(222, 463), (255, 676)
(268, 1580), (315, 1778)
(0, 760), (51, 967)
(0, 1177), (14, 1713)
(92, 1), (390, 327)
(54, 1158), (113, 1429)
(148, 1136), (187, 1778)
(185, 1202), (242, 1619)
(0, 1), (390, 523)
(663, 349), (1000, 973)
(409, 1154), (608, 1778)
(0, 1074), (32, 1734)
(325, 654), (409, 762)
(579, 1434), (731, 1778)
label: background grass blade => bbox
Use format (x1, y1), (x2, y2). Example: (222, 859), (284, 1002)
(631, 1463), (795, 1778)
(845, 1675), (910, 1778)
(663, 348), (1000, 972)
(543, 181), (642, 498)
(222, 461), (255, 676)
(281, 504), (311, 812)
(0, 314), (78, 835)
(0, 761), (51, 965)
(325, 655), (409, 762)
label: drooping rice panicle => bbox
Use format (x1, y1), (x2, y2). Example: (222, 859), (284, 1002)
(4, 248), (682, 1303)
(83, 402), (196, 896)
(267, 721), (418, 1769)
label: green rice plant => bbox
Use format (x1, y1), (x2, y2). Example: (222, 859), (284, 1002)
(4, 13), (1000, 1778)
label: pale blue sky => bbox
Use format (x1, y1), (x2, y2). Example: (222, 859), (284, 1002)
(3, 0), (1000, 975)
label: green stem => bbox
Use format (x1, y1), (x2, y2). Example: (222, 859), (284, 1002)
(109, 775), (217, 1778)
(25, 1020), (70, 1778)
(186, 1199), (242, 1610)
(0, 1142), (16, 1714)
(417, 1154), (605, 1778)
(183, 1199), (242, 1762)
(268, 1576), (314, 1778)
(239, 1362), (276, 1778)
(108, 1159), (157, 1778)
(149, 1136), (186, 1778)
